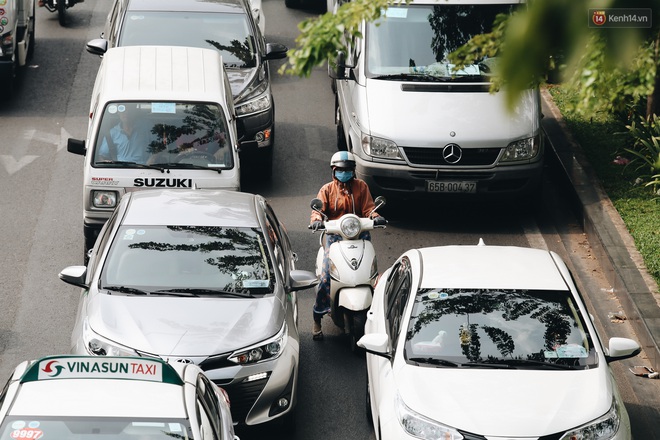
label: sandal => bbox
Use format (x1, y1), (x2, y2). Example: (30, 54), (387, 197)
(312, 331), (324, 341)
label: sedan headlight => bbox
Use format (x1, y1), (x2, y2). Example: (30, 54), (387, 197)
(83, 319), (139, 357)
(395, 393), (464, 439)
(340, 216), (361, 239)
(559, 399), (621, 440)
(500, 135), (541, 162)
(228, 323), (287, 365)
(361, 133), (403, 160)
(92, 190), (118, 209)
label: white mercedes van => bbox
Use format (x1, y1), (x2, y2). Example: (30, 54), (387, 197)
(331, 0), (543, 198)
(68, 45), (256, 257)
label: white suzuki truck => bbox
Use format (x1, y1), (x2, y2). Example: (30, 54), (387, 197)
(67, 45), (256, 259)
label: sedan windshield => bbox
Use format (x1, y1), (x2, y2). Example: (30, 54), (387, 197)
(405, 289), (597, 369)
(101, 225), (275, 294)
(119, 11), (256, 68)
(0, 417), (191, 440)
(366, 4), (516, 79)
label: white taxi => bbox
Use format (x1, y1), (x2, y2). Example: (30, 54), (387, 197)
(0, 356), (239, 440)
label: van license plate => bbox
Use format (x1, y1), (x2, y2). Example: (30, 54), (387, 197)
(427, 181), (477, 193)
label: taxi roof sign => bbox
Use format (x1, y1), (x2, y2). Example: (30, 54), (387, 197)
(20, 356), (184, 385)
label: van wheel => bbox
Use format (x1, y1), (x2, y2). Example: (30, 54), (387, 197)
(336, 100), (347, 151)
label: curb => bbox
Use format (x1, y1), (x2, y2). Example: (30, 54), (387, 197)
(540, 88), (660, 371)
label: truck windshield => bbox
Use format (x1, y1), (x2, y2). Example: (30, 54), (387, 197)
(366, 4), (517, 79)
(92, 102), (233, 169)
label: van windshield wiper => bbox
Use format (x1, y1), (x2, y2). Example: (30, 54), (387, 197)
(373, 73), (453, 82)
(155, 288), (254, 298)
(150, 162), (224, 173)
(95, 160), (168, 173)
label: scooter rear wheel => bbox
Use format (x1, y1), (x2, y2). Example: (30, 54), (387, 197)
(347, 310), (367, 354)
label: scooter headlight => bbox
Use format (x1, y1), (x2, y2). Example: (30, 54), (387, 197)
(340, 216), (361, 239)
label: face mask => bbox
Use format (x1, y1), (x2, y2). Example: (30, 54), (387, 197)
(335, 170), (354, 183)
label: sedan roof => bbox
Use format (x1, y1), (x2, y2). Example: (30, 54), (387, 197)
(121, 189), (261, 227)
(128, 0), (246, 13)
(415, 244), (570, 291)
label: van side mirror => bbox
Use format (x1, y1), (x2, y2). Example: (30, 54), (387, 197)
(67, 138), (86, 156)
(329, 51), (348, 80)
(264, 42), (288, 61)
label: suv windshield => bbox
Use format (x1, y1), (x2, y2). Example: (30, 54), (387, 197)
(92, 102), (233, 168)
(405, 288), (597, 369)
(101, 225), (275, 294)
(119, 11), (256, 68)
(366, 4), (516, 79)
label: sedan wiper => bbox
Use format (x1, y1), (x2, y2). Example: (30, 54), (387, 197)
(479, 359), (576, 370)
(408, 357), (461, 367)
(103, 285), (152, 296)
(95, 160), (168, 173)
(155, 288), (254, 298)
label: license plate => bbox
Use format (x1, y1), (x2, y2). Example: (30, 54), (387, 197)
(426, 181), (477, 193)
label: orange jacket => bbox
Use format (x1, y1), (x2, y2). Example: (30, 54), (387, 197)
(310, 178), (379, 223)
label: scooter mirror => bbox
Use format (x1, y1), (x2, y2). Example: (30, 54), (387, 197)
(310, 198), (323, 211)
(374, 196), (386, 207)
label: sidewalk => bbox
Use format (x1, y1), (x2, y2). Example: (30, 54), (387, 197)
(540, 89), (660, 371)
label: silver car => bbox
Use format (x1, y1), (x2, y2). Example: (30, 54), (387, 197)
(59, 189), (318, 432)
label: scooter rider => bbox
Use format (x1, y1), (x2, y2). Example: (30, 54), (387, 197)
(309, 151), (387, 340)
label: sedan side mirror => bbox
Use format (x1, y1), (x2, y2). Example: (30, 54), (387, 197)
(605, 337), (641, 362)
(59, 266), (88, 289)
(358, 333), (391, 360)
(86, 38), (109, 56)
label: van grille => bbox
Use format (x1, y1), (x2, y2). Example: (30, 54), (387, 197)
(402, 147), (500, 166)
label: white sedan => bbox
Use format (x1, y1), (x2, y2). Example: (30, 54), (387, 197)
(359, 240), (641, 440)
(0, 355), (238, 440)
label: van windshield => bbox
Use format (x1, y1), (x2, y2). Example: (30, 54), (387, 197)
(119, 11), (256, 68)
(366, 4), (516, 79)
(92, 102), (233, 169)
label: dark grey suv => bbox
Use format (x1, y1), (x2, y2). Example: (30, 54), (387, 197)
(87, 0), (287, 177)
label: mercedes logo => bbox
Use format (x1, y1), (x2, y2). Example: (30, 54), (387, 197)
(442, 144), (463, 164)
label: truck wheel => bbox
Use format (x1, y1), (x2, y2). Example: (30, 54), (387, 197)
(57, 1), (67, 26)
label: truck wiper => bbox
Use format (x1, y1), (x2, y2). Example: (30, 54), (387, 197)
(96, 160), (168, 173)
(155, 288), (253, 298)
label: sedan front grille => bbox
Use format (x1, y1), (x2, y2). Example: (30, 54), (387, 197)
(213, 376), (269, 424)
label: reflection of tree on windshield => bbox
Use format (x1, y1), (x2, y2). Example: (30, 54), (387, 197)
(126, 226), (272, 290)
(407, 290), (576, 362)
(206, 38), (256, 68)
(427, 5), (514, 63)
(147, 105), (226, 156)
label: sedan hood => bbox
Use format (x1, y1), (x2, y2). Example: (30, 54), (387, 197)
(226, 68), (257, 102)
(395, 364), (612, 436)
(363, 79), (539, 148)
(88, 294), (284, 356)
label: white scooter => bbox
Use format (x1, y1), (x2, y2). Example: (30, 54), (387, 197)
(309, 196), (386, 351)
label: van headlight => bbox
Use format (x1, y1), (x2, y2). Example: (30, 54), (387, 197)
(235, 78), (270, 116)
(500, 135), (541, 162)
(236, 93), (271, 116)
(228, 324), (287, 365)
(361, 133), (403, 160)
(92, 190), (118, 208)
(559, 399), (621, 440)
(395, 393), (464, 439)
